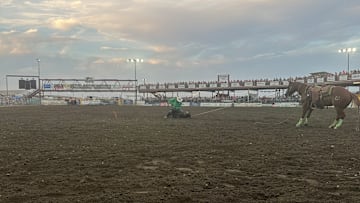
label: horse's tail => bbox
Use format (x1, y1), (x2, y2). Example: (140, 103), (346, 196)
(351, 93), (360, 131)
(351, 93), (360, 106)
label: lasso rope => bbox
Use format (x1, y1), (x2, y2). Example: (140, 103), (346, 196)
(191, 107), (292, 125)
(191, 107), (226, 117)
(254, 116), (293, 125)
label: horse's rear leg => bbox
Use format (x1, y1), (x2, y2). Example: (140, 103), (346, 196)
(330, 108), (345, 129)
(303, 108), (313, 126)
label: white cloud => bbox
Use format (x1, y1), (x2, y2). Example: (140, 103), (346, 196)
(100, 46), (128, 51)
(50, 18), (80, 31)
(1, 0), (360, 83)
(24, 28), (37, 34)
(93, 58), (105, 64)
(148, 45), (175, 53)
(1, 30), (17, 34)
(0, 0), (14, 7)
(147, 58), (167, 65)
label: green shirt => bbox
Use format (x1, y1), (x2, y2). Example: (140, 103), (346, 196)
(168, 98), (182, 110)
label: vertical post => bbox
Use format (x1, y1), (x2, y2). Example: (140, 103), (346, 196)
(134, 60), (137, 105)
(247, 89), (250, 103)
(128, 58), (143, 105)
(143, 78), (146, 99)
(6, 75), (8, 97)
(36, 58), (41, 105)
(347, 52), (350, 76)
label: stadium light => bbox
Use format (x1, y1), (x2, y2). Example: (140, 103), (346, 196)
(338, 48), (356, 75)
(127, 58), (144, 105)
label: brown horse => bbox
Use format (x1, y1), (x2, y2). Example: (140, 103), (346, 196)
(285, 81), (360, 129)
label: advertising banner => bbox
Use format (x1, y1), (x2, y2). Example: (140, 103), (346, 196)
(327, 76), (335, 81)
(307, 78), (314, 84)
(317, 78), (324, 83)
(351, 74), (360, 80)
(220, 83), (228, 87)
(339, 75), (348, 81)
(199, 83), (207, 88)
(244, 81), (253, 87)
(209, 83), (218, 88)
(270, 81), (280, 86)
(177, 84), (185, 88)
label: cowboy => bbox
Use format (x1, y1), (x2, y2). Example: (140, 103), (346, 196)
(165, 97), (184, 118)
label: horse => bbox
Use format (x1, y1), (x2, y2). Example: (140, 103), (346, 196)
(285, 81), (360, 129)
(165, 109), (191, 118)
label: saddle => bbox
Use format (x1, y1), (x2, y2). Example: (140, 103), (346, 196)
(308, 85), (334, 109)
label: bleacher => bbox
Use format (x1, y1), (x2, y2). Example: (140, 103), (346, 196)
(139, 72), (360, 93)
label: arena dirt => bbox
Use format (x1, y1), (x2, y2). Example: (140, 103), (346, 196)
(1, 105), (360, 202)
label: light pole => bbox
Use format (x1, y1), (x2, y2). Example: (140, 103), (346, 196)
(338, 48), (356, 75)
(36, 58), (41, 105)
(127, 58), (143, 105)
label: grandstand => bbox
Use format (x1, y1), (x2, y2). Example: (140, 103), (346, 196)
(2, 70), (360, 106)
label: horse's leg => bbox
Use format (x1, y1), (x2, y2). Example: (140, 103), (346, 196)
(334, 119), (344, 129)
(329, 119), (338, 128)
(296, 105), (309, 127)
(303, 108), (313, 126)
(333, 108), (346, 129)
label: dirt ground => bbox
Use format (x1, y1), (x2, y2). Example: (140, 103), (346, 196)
(1, 105), (360, 202)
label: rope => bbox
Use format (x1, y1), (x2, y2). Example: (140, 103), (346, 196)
(192, 107), (292, 125)
(254, 117), (292, 126)
(192, 107), (226, 117)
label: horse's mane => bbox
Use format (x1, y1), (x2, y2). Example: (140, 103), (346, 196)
(291, 82), (310, 96)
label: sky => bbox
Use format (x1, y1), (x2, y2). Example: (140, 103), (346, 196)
(1, 0), (360, 89)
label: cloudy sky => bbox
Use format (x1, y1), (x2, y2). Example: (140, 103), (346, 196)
(1, 0), (360, 89)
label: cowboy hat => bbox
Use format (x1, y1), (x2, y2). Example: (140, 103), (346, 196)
(176, 97), (183, 102)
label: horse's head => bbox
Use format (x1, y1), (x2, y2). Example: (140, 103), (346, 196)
(285, 82), (297, 97)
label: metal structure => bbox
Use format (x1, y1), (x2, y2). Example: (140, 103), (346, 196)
(5, 74), (39, 96)
(338, 48), (356, 75)
(127, 58), (144, 104)
(139, 74), (360, 94)
(41, 78), (137, 93)
(36, 58), (41, 104)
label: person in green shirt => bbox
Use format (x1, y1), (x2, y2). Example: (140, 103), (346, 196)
(165, 97), (190, 118)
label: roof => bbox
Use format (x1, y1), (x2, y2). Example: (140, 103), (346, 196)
(309, 72), (332, 76)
